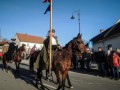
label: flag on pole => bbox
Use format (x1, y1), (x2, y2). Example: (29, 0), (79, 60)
(44, 4), (50, 14)
(43, 0), (50, 3)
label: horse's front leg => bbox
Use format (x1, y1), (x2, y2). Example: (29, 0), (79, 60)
(61, 71), (70, 90)
(3, 55), (8, 72)
(5, 61), (8, 72)
(14, 61), (18, 73)
(46, 70), (49, 80)
(55, 71), (62, 90)
(66, 73), (73, 89)
(4, 61), (8, 72)
(17, 60), (21, 73)
(37, 69), (45, 90)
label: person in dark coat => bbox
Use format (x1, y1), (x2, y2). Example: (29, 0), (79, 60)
(84, 49), (92, 71)
(7, 38), (18, 62)
(96, 47), (107, 77)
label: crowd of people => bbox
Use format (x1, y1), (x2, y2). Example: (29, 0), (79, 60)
(72, 47), (120, 80)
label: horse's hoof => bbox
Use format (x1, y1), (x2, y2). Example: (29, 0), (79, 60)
(41, 87), (45, 90)
(5, 70), (8, 73)
(55, 82), (58, 84)
(35, 84), (38, 88)
(69, 86), (74, 89)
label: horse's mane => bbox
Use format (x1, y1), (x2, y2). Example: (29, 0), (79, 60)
(63, 33), (82, 49)
(63, 40), (73, 49)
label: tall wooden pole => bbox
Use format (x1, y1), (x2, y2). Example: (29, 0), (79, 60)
(0, 28), (1, 42)
(49, 0), (52, 75)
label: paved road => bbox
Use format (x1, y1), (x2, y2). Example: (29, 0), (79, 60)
(0, 60), (120, 90)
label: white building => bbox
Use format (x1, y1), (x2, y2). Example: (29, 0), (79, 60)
(14, 33), (44, 54)
(90, 19), (120, 51)
(0, 42), (9, 53)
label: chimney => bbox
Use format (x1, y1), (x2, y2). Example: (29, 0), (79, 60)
(100, 29), (104, 33)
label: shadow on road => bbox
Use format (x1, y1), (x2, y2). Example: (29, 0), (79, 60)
(0, 63), (3, 70)
(7, 64), (43, 90)
(8, 64), (55, 90)
(70, 67), (98, 76)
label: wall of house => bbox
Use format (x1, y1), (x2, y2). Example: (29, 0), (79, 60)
(104, 35), (120, 51)
(0, 46), (2, 52)
(19, 41), (43, 54)
(0, 43), (9, 53)
(93, 35), (120, 52)
(14, 34), (20, 46)
(93, 42), (103, 51)
(19, 41), (43, 49)
(14, 34), (43, 54)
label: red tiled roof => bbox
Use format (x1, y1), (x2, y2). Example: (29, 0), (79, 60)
(16, 33), (44, 44)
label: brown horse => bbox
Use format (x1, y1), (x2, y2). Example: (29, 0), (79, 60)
(13, 44), (26, 73)
(36, 33), (86, 90)
(2, 43), (17, 72)
(52, 34), (86, 90)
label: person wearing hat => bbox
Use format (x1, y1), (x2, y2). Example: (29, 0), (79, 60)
(34, 29), (59, 71)
(44, 29), (59, 53)
(96, 47), (107, 77)
(7, 38), (18, 62)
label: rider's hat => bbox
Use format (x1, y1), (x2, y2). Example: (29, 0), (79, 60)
(48, 29), (55, 33)
(22, 44), (26, 46)
(11, 38), (16, 41)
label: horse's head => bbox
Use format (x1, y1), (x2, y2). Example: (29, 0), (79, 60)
(64, 33), (86, 57)
(71, 33), (86, 55)
(20, 44), (26, 59)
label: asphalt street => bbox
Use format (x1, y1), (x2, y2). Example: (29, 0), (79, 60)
(0, 60), (120, 90)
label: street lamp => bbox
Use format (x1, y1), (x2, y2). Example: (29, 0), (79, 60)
(71, 10), (80, 34)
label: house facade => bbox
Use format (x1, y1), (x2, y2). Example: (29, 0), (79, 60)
(90, 19), (120, 52)
(0, 42), (9, 58)
(14, 33), (44, 54)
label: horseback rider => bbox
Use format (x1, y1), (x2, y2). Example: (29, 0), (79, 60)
(30, 44), (37, 55)
(34, 29), (59, 70)
(7, 38), (18, 62)
(44, 29), (59, 54)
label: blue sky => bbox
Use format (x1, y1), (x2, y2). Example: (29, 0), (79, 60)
(0, 0), (120, 46)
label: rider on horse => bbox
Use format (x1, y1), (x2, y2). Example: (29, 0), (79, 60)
(44, 29), (59, 56)
(34, 29), (59, 70)
(7, 38), (18, 62)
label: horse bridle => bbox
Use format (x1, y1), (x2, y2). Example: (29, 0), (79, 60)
(73, 40), (83, 51)
(53, 39), (84, 56)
